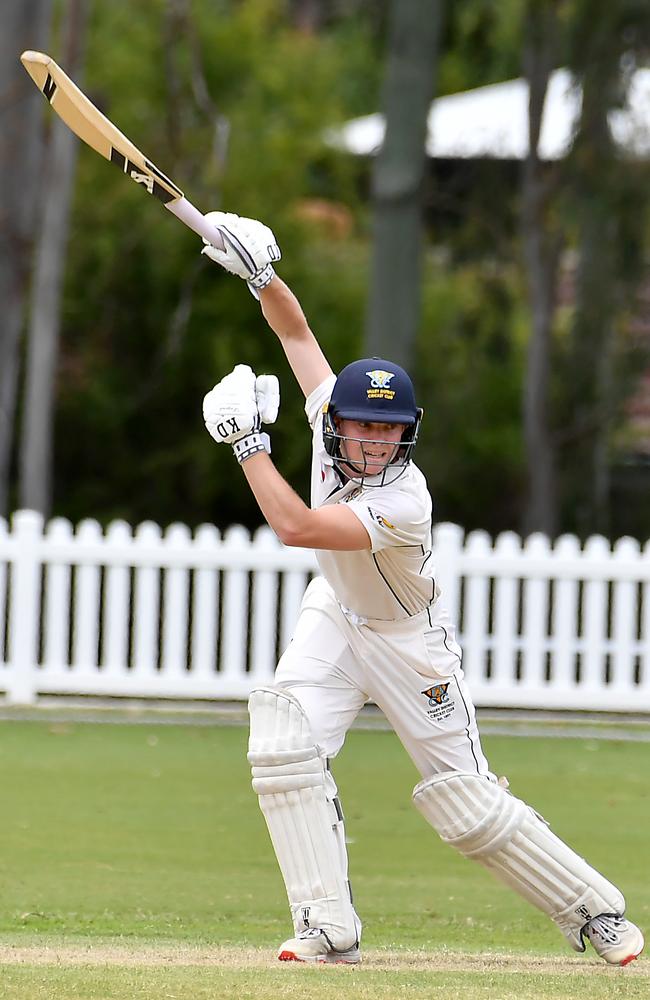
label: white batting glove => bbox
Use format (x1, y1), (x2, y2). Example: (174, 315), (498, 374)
(255, 374), (280, 424)
(202, 364), (280, 464)
(201, 212), (281, 292)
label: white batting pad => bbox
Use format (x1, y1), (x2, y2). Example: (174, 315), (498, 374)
(248, 686), (359, 950)
(413, 771), (625, 950)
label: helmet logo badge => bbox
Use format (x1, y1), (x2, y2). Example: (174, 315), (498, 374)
(365, 369), (395, 400)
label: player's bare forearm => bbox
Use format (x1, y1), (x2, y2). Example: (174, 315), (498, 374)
(258, 277), (332, 398)
(258, 275), (309, 340)
(240, 453), (370, 551)
(240, 454), (309, 545)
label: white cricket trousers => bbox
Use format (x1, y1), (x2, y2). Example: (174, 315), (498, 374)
(275, 576), (493, 780)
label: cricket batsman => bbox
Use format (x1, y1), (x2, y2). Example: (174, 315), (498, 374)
(200, 212), (644, 967)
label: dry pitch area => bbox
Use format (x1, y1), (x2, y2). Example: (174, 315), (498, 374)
(1, 941), (647, 1000)
(0, 940), (648, 974)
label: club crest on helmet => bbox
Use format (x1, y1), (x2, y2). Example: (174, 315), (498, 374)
(365, 369), (395, 399)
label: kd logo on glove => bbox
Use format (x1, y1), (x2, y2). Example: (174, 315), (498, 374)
(215, 417), (241, 439)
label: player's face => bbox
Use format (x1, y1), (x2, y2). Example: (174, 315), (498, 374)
(336, 419), (406, 475)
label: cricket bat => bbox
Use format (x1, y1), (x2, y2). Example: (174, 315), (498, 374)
(20, 50), (226, 251)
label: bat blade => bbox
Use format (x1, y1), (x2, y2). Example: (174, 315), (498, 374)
(20, 50), (225, 250)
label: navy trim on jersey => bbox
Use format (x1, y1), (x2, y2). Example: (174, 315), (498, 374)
(366, 542), (436, 618)
(419, 546), (436, 607)
(371, 552), (414, 614)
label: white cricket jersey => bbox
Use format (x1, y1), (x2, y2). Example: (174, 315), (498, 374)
(305, 376), (440, 622)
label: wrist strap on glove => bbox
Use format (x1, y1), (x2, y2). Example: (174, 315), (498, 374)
(233, 431), (271, 464)
(246, 264), (276, 300)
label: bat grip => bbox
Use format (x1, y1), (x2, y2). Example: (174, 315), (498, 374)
(165, 197), (226, 251)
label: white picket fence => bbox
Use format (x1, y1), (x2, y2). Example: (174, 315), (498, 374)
(1, 509), (649, 711)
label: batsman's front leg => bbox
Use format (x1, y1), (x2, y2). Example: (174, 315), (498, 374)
(247, 685), (361, 963)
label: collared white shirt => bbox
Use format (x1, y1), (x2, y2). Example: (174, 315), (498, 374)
(305, 376), (439, 621)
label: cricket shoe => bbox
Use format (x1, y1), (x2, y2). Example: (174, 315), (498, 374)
(278, 928), (361, 964)
(582, 913), (644, 966)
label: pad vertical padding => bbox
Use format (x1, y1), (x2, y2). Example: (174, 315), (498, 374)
(247, 686), (358, 950)
(413, 771), (625, 951)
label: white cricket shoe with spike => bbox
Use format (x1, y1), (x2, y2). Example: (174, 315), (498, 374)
(278, 928), (361, 964)
(582, 913), (644, 966)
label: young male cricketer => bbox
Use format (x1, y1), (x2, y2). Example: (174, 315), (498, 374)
(200, 211), (644, 967)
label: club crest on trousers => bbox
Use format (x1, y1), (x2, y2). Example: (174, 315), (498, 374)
(422, 683), (450, 706)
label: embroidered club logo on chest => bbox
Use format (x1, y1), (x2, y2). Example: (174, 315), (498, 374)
(365, 369), (396, 401)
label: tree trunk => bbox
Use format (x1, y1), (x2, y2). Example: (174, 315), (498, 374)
(0, 0), (52, 515)
(520, 3), (562, 538)
(568, 202), (618, 535)
(289, 0), (328, 33)
(566, 42), (622, 536)
(366, 0), (443, 368)
(19, 1), (90, 516)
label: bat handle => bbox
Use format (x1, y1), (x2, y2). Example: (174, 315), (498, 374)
(165, 196), (226, 252)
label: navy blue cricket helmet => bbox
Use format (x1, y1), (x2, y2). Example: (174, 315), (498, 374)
(323, 357), (423, 484)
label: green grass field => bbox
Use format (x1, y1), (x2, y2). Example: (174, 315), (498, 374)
(0, 718), (648, 999)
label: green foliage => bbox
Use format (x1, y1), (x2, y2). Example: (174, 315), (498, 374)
(416, 255), (526, 533)
(549, 0), (650, 536)
(56, 0), (376, 528)
(52, 0), (535, 533)
(439, 0), (526, 94)
(39, 0), (650, 538)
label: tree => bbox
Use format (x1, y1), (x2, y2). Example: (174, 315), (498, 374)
(520, 1), (563, 537)
(562, 0), (650, 535)
(366, 0), (443, 366)
(19, 0), (90, 515)
(46, 0), (376, 528)
(0, 0), (52, 515)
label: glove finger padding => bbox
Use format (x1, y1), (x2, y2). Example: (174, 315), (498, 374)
(255, 374), (280, 425)
(201, 211), (281, 287)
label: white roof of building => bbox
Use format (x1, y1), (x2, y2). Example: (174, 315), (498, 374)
(331, 67), (650, 160)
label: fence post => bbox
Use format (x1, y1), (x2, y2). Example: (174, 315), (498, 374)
(433, 522), (464, 624)
(7, 509), (44, 704)
(219, 524), (251, 694)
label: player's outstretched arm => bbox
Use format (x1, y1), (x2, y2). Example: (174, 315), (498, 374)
(258, 277), (332, 398)
(201, 211), (332, 398)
